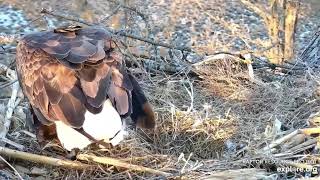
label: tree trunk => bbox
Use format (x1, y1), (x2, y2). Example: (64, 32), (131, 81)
(267, 0), (284, 64)
(284, 1), (299, 61)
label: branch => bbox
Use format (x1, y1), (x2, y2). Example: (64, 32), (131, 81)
(0, 155), (23, 180)
(107, 0), (157, 56)
(240, 0), (270, 22)
(0, 82), (22, 149)
(40, 8), (192, 53)
(0, 63), (23, 149)
(108, 0), (146, 19)
(77, 154), (171, 177)
(300, 128), (320, 136)
(0, 80), (18, 90)
(1, 8), (193, 54)
(40, 9), (92, 26)
(2, 138), (24, 150)
(287, 138), (317, 154)
(98, 5), (121, 23)
(0, 147), (91, 170)
(0, 143), (171, 175)
(261, 130), (299, 152)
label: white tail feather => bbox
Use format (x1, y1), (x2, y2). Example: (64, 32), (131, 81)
(55, 99), (125, 151)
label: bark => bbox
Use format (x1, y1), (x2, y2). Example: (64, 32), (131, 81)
(284, 1), (299, 61)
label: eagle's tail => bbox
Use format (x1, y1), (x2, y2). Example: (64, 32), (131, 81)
(129, 73), (155, 129)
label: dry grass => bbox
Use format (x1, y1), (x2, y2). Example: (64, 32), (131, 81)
(0, 0), (320, 179)
(0, 56), (319, 179)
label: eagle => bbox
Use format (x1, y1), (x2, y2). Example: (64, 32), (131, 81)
(15, 26), (155, 151)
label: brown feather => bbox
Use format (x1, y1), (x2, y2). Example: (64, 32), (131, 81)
(128, 73), (155, 129)
(15, 26), (156, 148)
(136, 102), (155, 129)
(108, 83), (130, 115)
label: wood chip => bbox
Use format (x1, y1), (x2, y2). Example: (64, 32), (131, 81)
(30, 167), (47, 176)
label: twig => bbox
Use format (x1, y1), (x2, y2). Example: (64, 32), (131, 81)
(16, 15), (46, 33)
(2, 138), (24, 150)
(0, 80), (18, 89)
(0, 63), (24, 148)
(300, 128), (320, 135)
(40, 8), (192, 53)
(247, 63), (255, 82)
(40, 9), (92, 26)
(180, 153), (193, 174)
(0, 155), (23, 180)
(108, 0), (146, 19)
(299, 29), (320, 62)
(19, 130), (36, 139)
(262, 130), (299, 152)
(287, 138), (317, 153)
(182, 78), (194, 113)
(0, 63), (22, 148)
(0, 147), (91, 170)
(243, 54), (255, 82)
(117, 31), (192, 52)
(99, 5), (121, 23)
(262, 127), (320, 154)
(192, 52), (244, 67)
(0, 82), (20, 138)
(77, 154), (171, 177)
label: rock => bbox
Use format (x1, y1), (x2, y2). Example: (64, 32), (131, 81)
(0, 170), (12, 180)
(225, 139), (236, 152)
(33, 176), (47, 180)
(30, 167), (48, 176)
(15, 165), (30, 174)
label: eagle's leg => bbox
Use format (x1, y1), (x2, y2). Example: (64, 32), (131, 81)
(28, 107), (57, 147)
(35, 123), (57, 147)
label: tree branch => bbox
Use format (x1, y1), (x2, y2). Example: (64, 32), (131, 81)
(40, 9), (92, 26)
(77, 154), (171, 176)
(0, 63), (23, 149)
(40, 8), (192, 53)
(108, 0), (145, 18)
(98, 5), (121, 23)
(0, 147), (91, 170)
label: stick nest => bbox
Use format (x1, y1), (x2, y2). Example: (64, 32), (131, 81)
(0, 55), (320, 179)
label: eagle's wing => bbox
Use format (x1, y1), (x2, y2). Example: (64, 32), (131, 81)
(16, 26), (155, 129)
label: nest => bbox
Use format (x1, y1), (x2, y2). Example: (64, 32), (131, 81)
(0, 55), (320, 179)
(193, 56), (252, 100)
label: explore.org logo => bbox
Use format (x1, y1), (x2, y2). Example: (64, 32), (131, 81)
(277, 166), (318, 174)
(242, 159), (319, 174)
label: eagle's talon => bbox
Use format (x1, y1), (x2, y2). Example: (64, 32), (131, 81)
(66, 148), (80, 160)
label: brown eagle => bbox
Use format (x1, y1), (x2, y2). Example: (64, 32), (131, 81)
(16, 26), (155, 151)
